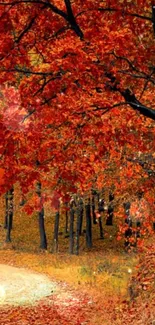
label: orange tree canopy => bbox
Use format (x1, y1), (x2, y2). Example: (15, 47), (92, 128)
(0, 168), (5, 186)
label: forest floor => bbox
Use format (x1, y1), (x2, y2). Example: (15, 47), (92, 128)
(0, 194), (154, 324)
(0, 245), (154, 325)
(0, 248), (136, 325)
(0, 225), (138, 325)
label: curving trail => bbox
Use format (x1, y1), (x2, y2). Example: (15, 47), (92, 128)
(0, 264), (56, 306)
(0, 264), (96, 325)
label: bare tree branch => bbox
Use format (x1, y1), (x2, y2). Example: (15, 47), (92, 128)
(76, 7), (152, 22)
(15, 15), (36, 43)
(0, 0), (68, 20)
(106, 72), (155, 120)
(2, 68), (54, 76)
(64, 0), (83, 38)
(121, 89), (155, 120)
(0, 0), (83, 38)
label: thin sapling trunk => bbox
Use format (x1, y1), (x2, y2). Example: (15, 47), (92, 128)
(36, 182), (47, 250)
(5, 187), (14, 243)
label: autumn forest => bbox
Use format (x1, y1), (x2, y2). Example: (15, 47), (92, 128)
(0, 0), (155, 324)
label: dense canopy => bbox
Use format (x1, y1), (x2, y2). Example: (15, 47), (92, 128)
(0, 0), (155, 197)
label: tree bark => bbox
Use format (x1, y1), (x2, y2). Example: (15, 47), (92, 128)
(75, 206), (80, 255)
(106, 72), (155, 121)
(64, 0), (84, 38)
(78, 197), (84, 235)
(106, 193), (114, 226)
(97, 192), (104, 238)
(79, 208), (83, 236)
(69, 207), (74, 254)
(85, 198), (92, 248)
(92, 191), (97, 224)
(53, 211), (60, 253)
(64, 202), (69, 234)
(106, 205), (113, 225)
(36, 182), (47, 250)
(99, 217), (104, 239)
(4, 191), (8, 229)
(38, 207), (47, 249)
(5, 187), (14, 242)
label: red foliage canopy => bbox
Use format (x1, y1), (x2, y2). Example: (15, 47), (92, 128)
(0, 0), (155, 197)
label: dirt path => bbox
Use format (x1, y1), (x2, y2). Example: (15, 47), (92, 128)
(0, 263), (91, 308)
(0, 264), (58, 306)
(0, 264), (95, 325)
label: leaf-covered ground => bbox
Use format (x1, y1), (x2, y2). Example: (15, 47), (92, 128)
(0, 278), (96, 325)
(0, 245), (154, 325)
(0, 194), (154, 325)
(0, 258), (119, 325)
(0, 247), (134, 325)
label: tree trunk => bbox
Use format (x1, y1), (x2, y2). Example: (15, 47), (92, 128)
(39, 207), (47, 249)
(92, 192), (97, 224)
(65, 203), (69, 234)
(106, 205), (113, 225)
(77, 197), (83, 235)
(106, 193), (114, 226)
(99, 217), (104, 239)
(97, 192), (104, 238)
(79, 208), (83, 235)
(53, 211), (60, 253)
(75, 206), (80, 255)
(36, 182), (47, 250)
(85, 198), (92, 248)
(5, 187), (14, 242)
(19, 195), (26, 206)
(4, 192), (8, 229)
(69, 207), (74, 254)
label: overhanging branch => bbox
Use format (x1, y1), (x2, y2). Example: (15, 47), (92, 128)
(106, 72), (155, 121)
(15, 15), (36, 43)
(0, 0), (83, 38)
(64, 0), (83, 39)
(121, 89), (155, 120)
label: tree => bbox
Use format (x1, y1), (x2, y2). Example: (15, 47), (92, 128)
(0, 0), (154, 212)
(5, 187), (14, 242)
(36, 181), (47, 250)
(52, 191), (60, 253)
